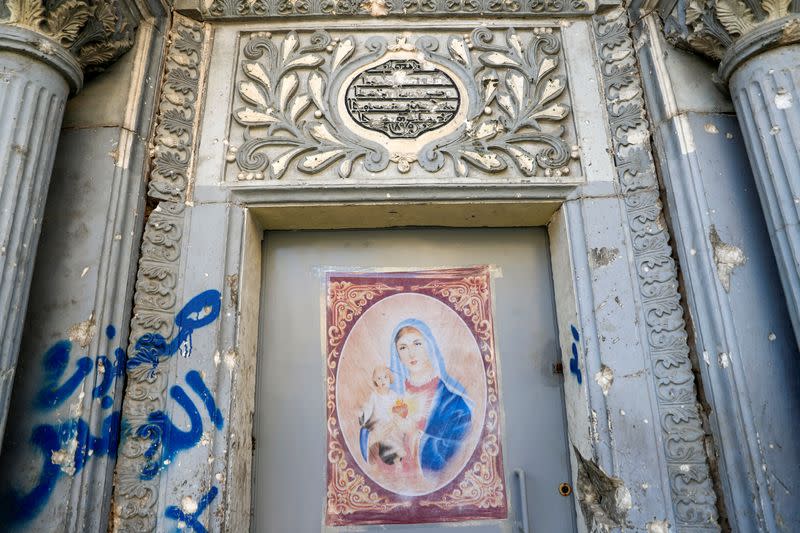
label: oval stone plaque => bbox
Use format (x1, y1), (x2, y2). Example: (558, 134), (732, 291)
(345, 59), (460, 139)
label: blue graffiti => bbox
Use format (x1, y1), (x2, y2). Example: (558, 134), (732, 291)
(569, 325), (583, 384)
(1, 411), (121, 523)
(165, 486), (219, 533)
(92, 347), (126, 409)
(127, 290), (222, 377)
(2, 290), (223, 525)
(138, 370), (224, 480)
(34, 341), (93, 409)
(35, 324), (127, 410)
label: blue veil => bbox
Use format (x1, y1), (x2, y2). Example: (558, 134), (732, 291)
(359, 318), (473, 466)
(388, 318), (469, 403)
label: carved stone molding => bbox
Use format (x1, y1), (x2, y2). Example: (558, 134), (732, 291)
(206, 0), (590, 19)
(226, 27), (580, 181)
(594, 8), (721, 530)
(110, 14), (207, 533)
(0, 0), (138, 75)
(662, 0), (800, 80)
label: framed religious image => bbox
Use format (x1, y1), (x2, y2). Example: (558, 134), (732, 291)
(323, 266), (508, 526)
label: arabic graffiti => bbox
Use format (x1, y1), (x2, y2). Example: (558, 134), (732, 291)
(137, 370), (225, 480)
(1, 325), (124, 524)
(346, 59), (460, 139)
(165, 486), (219, 533)
(569, 325), (582, 384)
(126, 289), (222, 377)
(0, 289), (223, 526)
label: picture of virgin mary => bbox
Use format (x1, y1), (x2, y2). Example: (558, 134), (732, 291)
(358, 319), (472, 490)
(326, 269), (507, 526)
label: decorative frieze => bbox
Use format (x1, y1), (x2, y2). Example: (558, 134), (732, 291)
(594, 8), (720, 530)
(0, 0), (137, 73)
(111, 15), (207, 533)
(207, 0), (589, 19)
(226, 27), (580, 181)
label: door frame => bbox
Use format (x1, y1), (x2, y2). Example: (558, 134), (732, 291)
(110, 10), (717, 533)
(225, 196), (618, 533)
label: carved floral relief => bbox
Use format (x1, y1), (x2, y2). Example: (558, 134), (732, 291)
(0, 0), (137, 72)
(226, 28), (580, 181)
(207, 0), (589, 19)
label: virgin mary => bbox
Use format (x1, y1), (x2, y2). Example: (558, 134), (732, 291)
(360, 318), (473, 485)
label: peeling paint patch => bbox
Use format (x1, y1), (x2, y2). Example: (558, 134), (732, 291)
(594, 365), (614, 396)
(780, 18), (800, 43)
(181, 495), (199, 514)
(647, 518), (670, 533)
(51, 437), (79, 476)
(224, 348), (237, 369)
(625, 128), (649, 145)
(775, 90), (793, 109)
(574, 449), (632, 532)
(589, 247), (620, 268)
(718, 352), (730, 369)
(226, 274), (239, 309)
(703, 123), (718, 134)
(68, 313), (96, 348)
(709, 225), (745, 292)
(361, 0), (390, 15)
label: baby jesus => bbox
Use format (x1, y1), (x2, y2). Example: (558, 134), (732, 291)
(359, 366), (412, 466)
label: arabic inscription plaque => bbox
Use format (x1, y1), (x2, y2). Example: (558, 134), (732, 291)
(345, 59), (460, 139)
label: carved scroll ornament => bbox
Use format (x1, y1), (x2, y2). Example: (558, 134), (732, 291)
(227, 28), (579, 180)
(207, 0), (589, 19)
(0, 0), (137, 72)
(594, 8), (720, 530)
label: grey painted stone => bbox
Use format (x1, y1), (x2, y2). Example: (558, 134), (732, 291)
(107, 10), (721, 533)
(0, 19), (166, 532)
(0, 24), (81, 445)
(636, 13), (800, 531)
(728, 44), (800, 349)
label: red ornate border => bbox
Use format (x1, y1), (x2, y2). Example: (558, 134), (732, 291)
(324, 267), (508, 526)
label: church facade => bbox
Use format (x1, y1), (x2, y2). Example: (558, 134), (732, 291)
(0, 0), (798, 531)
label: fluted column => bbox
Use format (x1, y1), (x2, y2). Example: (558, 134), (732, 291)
(727, 42), (800, 344)
(0, 0), (138, 443)
(663, 6), (800, 345)
(0, 24), (82, 440)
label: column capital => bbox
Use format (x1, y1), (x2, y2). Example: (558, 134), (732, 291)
(0, 0), (140, 92)
(661, 0), (800, 83)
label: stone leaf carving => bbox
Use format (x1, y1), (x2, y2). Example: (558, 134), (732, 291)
(206, 0), (588, 19)
(228, 28), (578, 180)
(436, 27), (576, 178)
(664, 0), (799, 61)
(0, 0), (137, 71)
(594, 8), (720, 530)
(111, 15), (206, 533)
